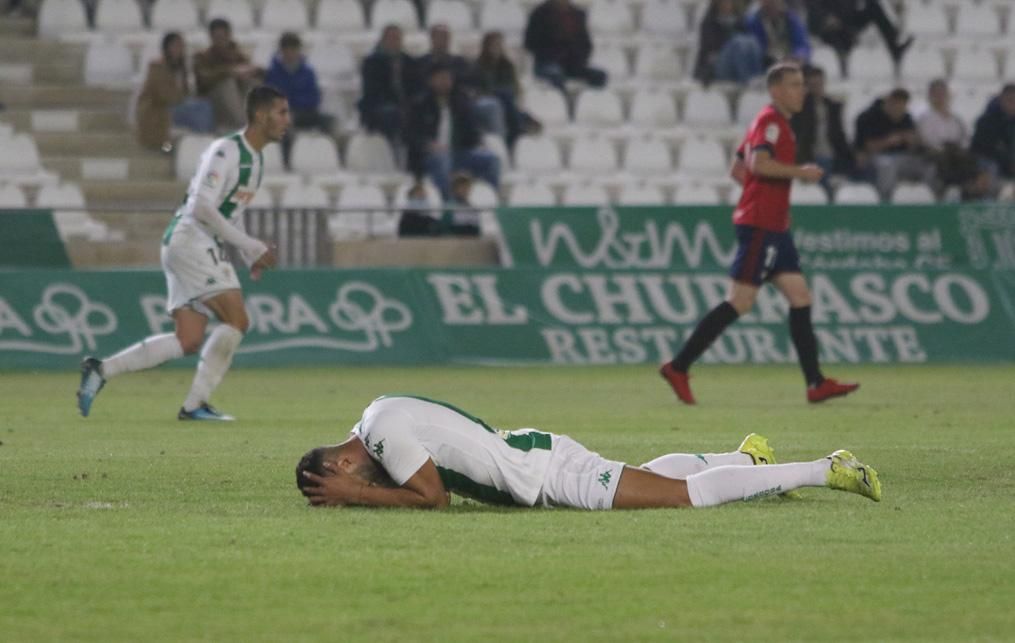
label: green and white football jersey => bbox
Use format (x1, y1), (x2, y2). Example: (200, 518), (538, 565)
(352, 396), (555, 506)
(162, 132), (264, 249)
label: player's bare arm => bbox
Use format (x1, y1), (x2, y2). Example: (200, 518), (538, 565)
(303, 457), (450, 509)
(749, 149), (824, 182)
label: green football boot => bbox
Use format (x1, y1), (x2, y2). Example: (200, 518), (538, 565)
(826, 450), (882, 502)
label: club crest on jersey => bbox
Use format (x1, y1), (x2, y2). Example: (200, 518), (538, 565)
(765, 123), (780, 144)
(203, 171), (220, 188)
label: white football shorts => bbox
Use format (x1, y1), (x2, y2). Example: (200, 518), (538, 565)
(161, 225), (241, 314)
(539, 435), (625, 511)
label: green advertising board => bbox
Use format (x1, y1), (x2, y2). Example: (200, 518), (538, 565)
(0, 205), (1012, 368)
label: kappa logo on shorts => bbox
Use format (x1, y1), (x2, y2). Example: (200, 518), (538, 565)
(597, 469), (613, 489)
(372, 438), (386, 460)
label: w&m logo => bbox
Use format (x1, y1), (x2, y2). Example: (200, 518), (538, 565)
(597, 469), (613, 489)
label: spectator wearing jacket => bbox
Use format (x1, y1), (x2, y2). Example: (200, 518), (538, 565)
(136, 32), (214, 150)
(790, 65), (853, 194)
(693, 0), (763, 85)
(264, 33), (335, 168)
(524, 0), (607, 92)
(745, 0), (811, 67)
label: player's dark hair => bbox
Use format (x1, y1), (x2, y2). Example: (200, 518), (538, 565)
(766, 62), (801, 87)
(208, 18), (231, 35)
(888, 88), (911, 102)
(296, 447), (328, 496)
(245, 85), (286, 122)
(279, 32), (301, 50)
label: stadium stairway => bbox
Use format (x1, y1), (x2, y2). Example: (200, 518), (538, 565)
(0, 15), (180, 267)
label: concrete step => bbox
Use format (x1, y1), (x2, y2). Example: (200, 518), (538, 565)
(33, 62), (85, 85)
(0, 38), (85, 62)
(0, 16), (37, 37)
(33, 131), (140, 156)
(0, 85), (130, 110)
(82, 179), (186, 207)
(65, 239), (162, 269)
(0, 109), (127, 133)
(43, 155), (175, 181)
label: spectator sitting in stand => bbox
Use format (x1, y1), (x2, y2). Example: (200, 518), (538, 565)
(693, 0), (763, 86)
(472, 31), (541, 146)
(194, 18), (263, 131)
(417, 24), (471, 81)
(264, 32), (335, 169)
(524, 0), (607, 92)
(854, 88), (935, 201)
(804, 0), (912, 77)
(358, 24), (421, 154)
(745, 0), (811, 67)
(136, 32), (214, 152)
(970, 84), (1015, 185)
(917, 79), (992, 201)
(406, 64), (500, 202)
(790, 65), (853, 195)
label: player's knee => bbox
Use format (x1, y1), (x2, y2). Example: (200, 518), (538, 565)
(177, 334), (204, 355)
(728, 294), (755, 315)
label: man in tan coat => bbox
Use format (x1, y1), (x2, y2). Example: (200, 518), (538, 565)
(136, 32), (213, 150)
(194, 19), (263, 131)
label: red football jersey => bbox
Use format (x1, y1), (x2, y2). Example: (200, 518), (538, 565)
(733, 104), (796, 232)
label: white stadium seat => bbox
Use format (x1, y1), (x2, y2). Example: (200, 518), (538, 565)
(315, 0), (367, 31)
(426, 0), (473, 30)
(205, 0), (255, 31)
(568, 136), (618, 173)
(508, 181), (556, 206)
(332, 182), (388, 239)
(482, 133), (510, 174)
(904, 1), (949, 38)
(150, 0), (200, 32)
(899, 46), (945, 83)
(94, 0), (144, 34)
(673, 182), (720, 205)
(344, 132), (397, 173)
(523, 86), (569, 127)
(891, 182), (936, 204)
(308, 41), (356, 81)
(847, 47), (895, 83)
(84, 40), (134, 88)
(291, 134), (341, 175)
(736, 90), (770, 127)
(36, 181), (86, 208)
(790, 182), (829, 205)
(675, 136), (726, 176)
(835, 182), (881, 204)
(370, 0), (418, 30)
(37, 0), (88, 39)
(629, 89), (678, 129)
(1005, 49), (1015, 79)
(639, 0), (688, 37)
(0, 134), (42, 176)
(0, 184), (28, 207)
(617, 182), (665, 205)
(952, 47), (999, 83)
(588, 0), (634, 36)
(248, 187), (275, 208)
(37, 182), (122, 242)
(261, 142), (286, 175)
(260, 0), (310, 31)
(479, 0), (526, 35)
(513, 135), (562, 173)
(174, 134), (215, 180)
(951, 89), (990, 130)
(634, 43), (683, 82)
(562, 181), (609, 206)
(955, 2), (1001, 38)
(468, 181), (500, 208)
(682, 87), (733, 127)
(573, 89), (624, 127)
(622, 138), (672, 175)
(590, 46), (630, 80)
(280, 183), (331, 208)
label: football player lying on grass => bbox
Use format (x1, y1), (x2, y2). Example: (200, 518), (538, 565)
(296, 395), (881, 510)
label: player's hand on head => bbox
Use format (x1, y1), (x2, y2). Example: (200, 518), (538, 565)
(302, 464), (362, 507)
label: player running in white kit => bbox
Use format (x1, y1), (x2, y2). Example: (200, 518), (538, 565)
(76, 86), (289, 421)
(296, 396), (882, 510)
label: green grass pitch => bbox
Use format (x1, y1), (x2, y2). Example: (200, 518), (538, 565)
(2, 364), (1014, 641)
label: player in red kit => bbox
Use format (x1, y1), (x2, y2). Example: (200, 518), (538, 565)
(660, 63), (859, 405)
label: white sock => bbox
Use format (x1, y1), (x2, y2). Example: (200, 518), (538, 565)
(182, 324), (243, 411)
(641, 451), (752, 479)
(685, 460), (830, 508)
(101, 333), (184, 379)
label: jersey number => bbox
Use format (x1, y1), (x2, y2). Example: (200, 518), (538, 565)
(207, 246), (227, 265)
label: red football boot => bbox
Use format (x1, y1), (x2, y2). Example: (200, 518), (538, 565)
(807, 378), (860, 403)
(660, 362), (695, 405)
